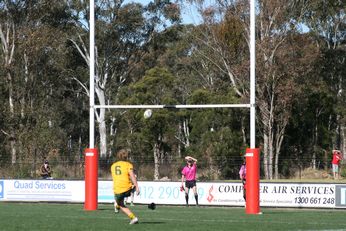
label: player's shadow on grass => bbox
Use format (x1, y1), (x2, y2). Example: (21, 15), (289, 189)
(140, 221), (165, 224)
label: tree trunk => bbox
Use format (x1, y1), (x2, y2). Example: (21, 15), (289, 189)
(78, 135), (83, 162)
(263, 133), (270, 179)
(241, 117), (247, 146)
(10, 134), (16, 164)
(260, 102), (274, 180)
(183, 119), (190, 148)
(98, 119), (107, 158)
(341, 125), (346, 160)
(312, 122), (318, 169)
(268, 129), (274, 180)
(274, 126), (286, 179)
(176, 119), (190, 158)
(95, 89), (107, 159)
(8, 72), (16, 164)
(262, 116), (275, 180)
(274, 149), (279, 179)
(1, 23), (16, 163)
(71, 37), (109, 158)
(153, 142), (160, 180)
(108, 116), (116, 157)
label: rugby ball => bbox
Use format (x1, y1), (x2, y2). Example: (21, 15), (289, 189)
(144, 109), (152, 119)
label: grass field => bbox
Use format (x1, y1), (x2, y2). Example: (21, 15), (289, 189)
(1, 203), (346, 231)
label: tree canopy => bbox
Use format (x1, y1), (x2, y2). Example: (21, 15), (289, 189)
(0, 0), (345, 180)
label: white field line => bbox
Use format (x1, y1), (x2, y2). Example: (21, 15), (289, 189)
(6, 213), (341, 227)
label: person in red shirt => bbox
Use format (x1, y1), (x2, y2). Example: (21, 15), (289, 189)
(332, 150), (343, 180)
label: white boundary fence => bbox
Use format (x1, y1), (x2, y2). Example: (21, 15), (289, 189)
(1, 179), (346, 209)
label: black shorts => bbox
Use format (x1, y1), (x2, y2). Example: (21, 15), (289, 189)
(185, 180), (196, 189)
(114, 188), (134, 207)
(242, 179), (246, 190)
(130, 185), (136, 193)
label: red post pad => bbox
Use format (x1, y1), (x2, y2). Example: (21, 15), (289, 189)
(245, 148), (260, 214)
(84, 148), (98, 210)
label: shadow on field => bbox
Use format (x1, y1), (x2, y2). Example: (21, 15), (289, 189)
(140, 221), (165, 224)
(97, 208), (113, 211)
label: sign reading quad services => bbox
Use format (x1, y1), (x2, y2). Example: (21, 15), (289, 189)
(0, 180), (84, 202)
(0, 179), (345, 209)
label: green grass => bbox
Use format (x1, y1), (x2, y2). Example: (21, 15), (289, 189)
(1, 203), (346, 231)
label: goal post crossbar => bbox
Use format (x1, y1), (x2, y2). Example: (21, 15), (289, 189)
(86, 0), (259, 214)
(94, 104), (251, 109)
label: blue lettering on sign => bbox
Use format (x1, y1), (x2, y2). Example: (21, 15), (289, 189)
(341, 188), (346, 205)
(34, 181), (66, 190)
(0, 181), (4, 198)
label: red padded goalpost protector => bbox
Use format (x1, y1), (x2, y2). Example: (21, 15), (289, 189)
(245, 148), (261, 214)
(84, 148), (98, 210)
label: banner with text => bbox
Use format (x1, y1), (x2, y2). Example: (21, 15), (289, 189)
(0, 179), (84, 202)
(1, 179), (345, 208)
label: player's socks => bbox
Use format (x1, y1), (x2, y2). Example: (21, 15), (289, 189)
(194, 194), (199, 205)
(185, 193), (189, 206)
(128, 213), (136, 220)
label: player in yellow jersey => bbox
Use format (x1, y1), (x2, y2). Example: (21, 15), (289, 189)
(111, 149), (140, 225)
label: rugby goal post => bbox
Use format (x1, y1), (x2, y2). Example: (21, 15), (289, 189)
(85, 0), (260, 214)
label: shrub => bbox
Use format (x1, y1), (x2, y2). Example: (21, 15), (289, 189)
(340, 163), (346, 178)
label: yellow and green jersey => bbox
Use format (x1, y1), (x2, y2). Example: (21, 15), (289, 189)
(111, 161), (133, 194)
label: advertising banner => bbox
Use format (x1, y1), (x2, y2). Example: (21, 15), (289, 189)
(335, 184), (346, 208)
(0, 180), (3, 199)
(0, 179), (345, 209)
(124, 182), (337, 208)
(0, 180), (84, 202)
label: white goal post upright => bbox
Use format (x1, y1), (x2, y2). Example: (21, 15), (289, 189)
(84, 0), (98, 211)
(89, 0), (95, 150)
(250, 0), (256, 150)
(85, 0), (260, 214)
(246, 0), (261, 215)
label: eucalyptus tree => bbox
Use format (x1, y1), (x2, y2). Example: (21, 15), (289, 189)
(144, 20), (247, 179)
(118, 67), (179, 180)
(255, 0), (323, 179)
(302, 0), (346, 157)
(182, 1), (255, 162)
(68, 0), (181, 158)
(185, 88), (245, 179)
(185, 0), (320, 179)
(144, 24), (203, 156)
(0, 0), (16, 163)
(0, 0), (75, 165)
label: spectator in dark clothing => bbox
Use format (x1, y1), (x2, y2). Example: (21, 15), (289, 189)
(40, 160), (52, 179)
